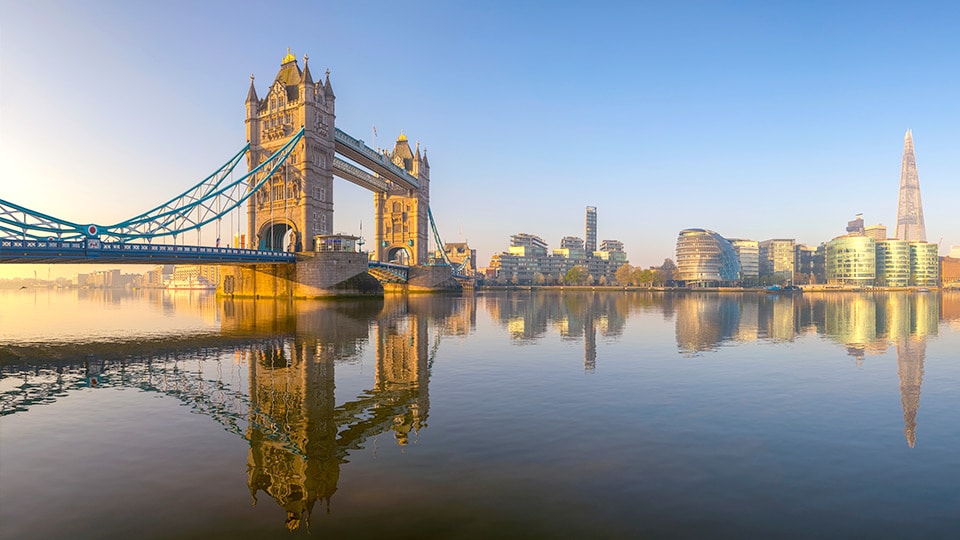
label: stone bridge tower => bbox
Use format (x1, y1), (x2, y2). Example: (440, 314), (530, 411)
(374, 134), (430, 264)
(246, 49), (335, 252)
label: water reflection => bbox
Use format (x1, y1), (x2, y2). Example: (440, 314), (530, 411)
(0, 294), (467, 530)
(484, 291), (629, 371)
(671, 291), (955, 448)
(2, 290), (958, 530)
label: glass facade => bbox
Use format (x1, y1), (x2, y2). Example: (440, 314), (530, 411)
(825, 236), (875, 286)
(729, 239), (760, 282)
(675, 229), (741, 286)
(876, 240), (911, 287)
(910, 242), (939, 287)
(759, 239), (796, 283)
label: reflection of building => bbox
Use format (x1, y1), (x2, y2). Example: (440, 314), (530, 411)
(675, 229), (741, 286)
(243, 298), (446, 529)
(674, 294), (741, 353)
(897, 337), (925, 448)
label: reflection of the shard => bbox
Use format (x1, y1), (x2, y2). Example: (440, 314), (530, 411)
(896, 337), (924, 448)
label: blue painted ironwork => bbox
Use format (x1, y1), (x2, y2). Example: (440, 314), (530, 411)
(426, 206), (469, 277)
(368, 260), (409, 281)
(333, 128), (418, 191)
(0, 128), (304, 243)
(0, 238), (295, 264)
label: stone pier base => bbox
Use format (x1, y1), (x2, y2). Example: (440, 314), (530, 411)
(382, 265), (463, 294)
(218, 251), (383, 299)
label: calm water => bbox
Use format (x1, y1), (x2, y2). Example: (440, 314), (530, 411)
(2, 289), (959, 539)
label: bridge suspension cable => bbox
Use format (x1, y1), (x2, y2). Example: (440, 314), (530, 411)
(0, 127), (304, 243)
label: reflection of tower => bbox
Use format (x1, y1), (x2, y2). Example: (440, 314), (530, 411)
(246, 342), (340, 531)
(896, 337), (925, 448)
(895, 130), (927, 242)
(375, 309), (430, 444)
(584, 296), (597, 373)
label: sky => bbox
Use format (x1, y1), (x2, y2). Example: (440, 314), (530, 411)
(1, 0), (958, 279)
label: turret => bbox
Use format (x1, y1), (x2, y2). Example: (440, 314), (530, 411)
(245, 75), (259, 119)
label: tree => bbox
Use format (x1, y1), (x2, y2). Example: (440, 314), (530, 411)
(659, 258), (677, 283)
(615, 264), (634, 285)
(638, 268), (655, 287)
(564, 265), (587, 285)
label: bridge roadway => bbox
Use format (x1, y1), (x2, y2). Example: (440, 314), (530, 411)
(0, 238), (296, 265)
(1, 238), (418, 282)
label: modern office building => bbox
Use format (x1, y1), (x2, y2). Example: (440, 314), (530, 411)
(675, 229), (741, 287)
(585, 206), (597, 255)
(895, 130), (927, 242)
(729, 239), (759, 284)
(910, 242), (939, 287)
(875, 240), (911, 287)
(759, 239), (796, 284)
(794, 244), (823, 285)
(864, 224), (887, 241)
(825, 235), (876, 286)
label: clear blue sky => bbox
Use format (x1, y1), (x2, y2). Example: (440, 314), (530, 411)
(2, 0), (958, 278)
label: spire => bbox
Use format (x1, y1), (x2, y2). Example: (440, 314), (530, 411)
(282, 47), (296, 64)
(246, 74), (258, 103)
(323, 68), (335, 98)
(415, 140), (421, 160)
(895, 129), (927, 242)
(301, 54), (313, 85)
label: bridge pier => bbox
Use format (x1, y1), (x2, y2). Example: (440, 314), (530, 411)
(218, 251), (383, 299)
(384, 265), (462, 294)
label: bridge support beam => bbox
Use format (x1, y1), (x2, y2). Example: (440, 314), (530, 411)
(381, 265), (462, 294)
(218, 252), (383, 299)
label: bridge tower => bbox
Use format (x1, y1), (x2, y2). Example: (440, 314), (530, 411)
(374, 135), (430, 265)
(246, 49), (335, 252)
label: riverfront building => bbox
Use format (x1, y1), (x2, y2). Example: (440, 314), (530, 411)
(876, 240), (912, 287)
(825, 236), (876, 286)
(910, 242), (939, 287)
(585, 207), (597, 254)
(489, 207), (628, 285)
(729, 239), (760, 285)
(675, 229), (741, 287)
(759, 239), (796, 284)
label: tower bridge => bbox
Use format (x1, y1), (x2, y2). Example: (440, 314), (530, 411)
(0, 50), (466, 295)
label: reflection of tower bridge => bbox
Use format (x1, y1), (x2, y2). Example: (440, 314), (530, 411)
(0, 50), (467, 293)
(1, 295), (467, 530)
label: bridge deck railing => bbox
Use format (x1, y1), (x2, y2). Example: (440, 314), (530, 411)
(1, 238), (296, 264)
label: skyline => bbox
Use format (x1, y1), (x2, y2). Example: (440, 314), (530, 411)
(2, 1), (959, 279)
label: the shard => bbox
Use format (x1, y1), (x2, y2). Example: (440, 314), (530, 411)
(895, 129), (927, 242)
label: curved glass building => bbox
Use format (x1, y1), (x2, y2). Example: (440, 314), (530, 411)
(910, 242), (939, 287)
(826, 236), (876, 286)
(876, 239), (911, 287)
(676, 229), (741, 286)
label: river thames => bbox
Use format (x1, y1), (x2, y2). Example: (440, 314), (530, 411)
(2, 289), (959, 539)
